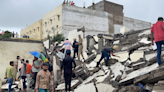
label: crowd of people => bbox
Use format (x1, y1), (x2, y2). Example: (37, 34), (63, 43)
(63, 0), (75, 6)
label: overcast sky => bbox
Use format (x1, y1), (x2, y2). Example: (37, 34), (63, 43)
(0, 0), (163, 34)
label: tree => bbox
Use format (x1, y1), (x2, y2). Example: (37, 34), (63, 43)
(51, 34), (65, 43)
(0, 30), (12, 38)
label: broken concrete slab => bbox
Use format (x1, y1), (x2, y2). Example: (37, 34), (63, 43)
(74, 83), (96, 92)
(56, 80), (81, 91)
(96, 83), (115, 92)
(110, 62), (125, 80)
(120, 63), (158, 83)
(93, 36), (99, 42)
(130, 50), (144, 62)
(84, 54), (96, 63)
(111, 51), (129, 62)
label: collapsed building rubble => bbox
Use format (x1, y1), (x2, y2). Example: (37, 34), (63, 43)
(2, 28), (164, 92)
(54, 28), (164, 92)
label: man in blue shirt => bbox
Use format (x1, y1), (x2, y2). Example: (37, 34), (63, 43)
(73, 38), (79, 59)
(96, 46), (120, 67)
(61, 52), (76, 92)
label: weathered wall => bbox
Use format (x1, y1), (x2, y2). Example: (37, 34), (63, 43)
(0, 39), (44, 80)
(114, 17), (152, 34)
(42, 5), (63, 39)
(20, 19), (42, 40)
(62, 5), (112, 38)
(123, 17), (151, 30)
(88, 0), (123, 25)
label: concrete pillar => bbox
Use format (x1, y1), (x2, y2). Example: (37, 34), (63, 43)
(98, 38), (104, 53)
(53, 56), (60, 81)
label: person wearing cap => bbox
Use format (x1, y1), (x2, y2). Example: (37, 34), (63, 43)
(73, 38), (79, 59)
(96, 46), (120, 67)
(35, 63), (54, 92)
(151, 17), (164, 66)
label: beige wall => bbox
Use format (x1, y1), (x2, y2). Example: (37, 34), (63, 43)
(42, 4), (63, 39)
(0, 40), (44, 80)
(20, 19), (43, 40)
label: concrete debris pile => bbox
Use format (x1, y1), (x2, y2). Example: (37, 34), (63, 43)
(54, 28), (164, 92)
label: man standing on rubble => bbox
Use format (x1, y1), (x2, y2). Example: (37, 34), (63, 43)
(26, 60), (32, 91)
(73, 38), (78, 59)
(32, 57), (41, 89)
(77, 35), (85, 61)
(5, 61), (14, 92)
(13, 56), (19, 84)
(35, 63), (54, 92)
(151, 17), (164, 66)
(20, 59), (27, 92)
(61, 52), (76, 92)
(96, 46), (120, 67)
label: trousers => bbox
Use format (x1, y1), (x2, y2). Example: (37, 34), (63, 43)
(8, 78), (13, 92)
(78, 45), (84, 60)
(97, 51), (110, 66)
(156, 40), (164, 65)
(64, 73), (72, 91)
(26, 74), (31, 90)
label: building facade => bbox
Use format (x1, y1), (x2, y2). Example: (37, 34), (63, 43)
(20, 19), (42, 40)
(20, 0), (151, 40)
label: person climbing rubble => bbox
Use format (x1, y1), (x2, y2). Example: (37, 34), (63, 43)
(96, 46), (120, 67)
(151, 17), (164, 66)
(62, 38), (73, 57)
(61, 51), (76, 92)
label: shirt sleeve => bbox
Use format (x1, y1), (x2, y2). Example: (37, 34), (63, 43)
(35, 73), (40, 89)
(72, 59), (76, 68)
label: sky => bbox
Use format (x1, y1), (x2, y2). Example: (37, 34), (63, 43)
(0, 0), (164, 34)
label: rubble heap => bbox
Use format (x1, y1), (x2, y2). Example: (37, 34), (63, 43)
(55, 28), (164, 92)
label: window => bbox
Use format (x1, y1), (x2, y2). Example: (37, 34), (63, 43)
(27, 32), (28, 34)
(58, 15), (60, 21)
(34, 29), (35, 33)
(54, 18), (55, 21)
(38, 27), (39, 31)
(45, 22), (47, 27)
(56, 25), (58, 28)
(30, 31), (31, 34)
(50, 19), (52, 24)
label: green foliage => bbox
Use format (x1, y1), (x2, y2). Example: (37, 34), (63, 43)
(51, 34), (65, 43)
(0, 30), (12, 38)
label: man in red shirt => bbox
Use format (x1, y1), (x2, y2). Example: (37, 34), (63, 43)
(26, 60), (32, 91)
(151, 17), (164, 65)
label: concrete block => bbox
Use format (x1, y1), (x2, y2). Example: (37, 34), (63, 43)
(103, 35), (114, 40)
(93, 36), (99, 42)
(144, 84), (154, 91)
(84, 54), (96, 63)
(119, 85), (141, 92)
